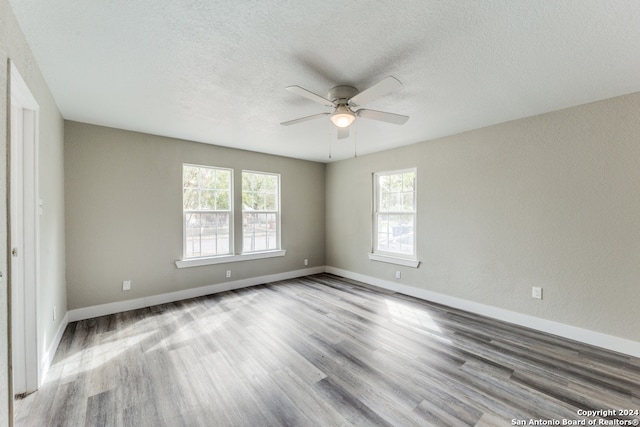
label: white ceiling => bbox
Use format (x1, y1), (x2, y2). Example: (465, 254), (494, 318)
(8, 0), (640, 162)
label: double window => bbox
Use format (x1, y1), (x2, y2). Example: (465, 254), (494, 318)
(373, 168), (417, 260)
(182, 165), (280, 260)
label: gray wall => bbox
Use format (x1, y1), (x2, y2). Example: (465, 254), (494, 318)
(64, 121), (326, 310)
(1, 0), (67, 424)
(326, 92), (640, 343)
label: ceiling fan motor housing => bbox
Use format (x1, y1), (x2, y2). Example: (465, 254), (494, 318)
(328, 85), (358, 105)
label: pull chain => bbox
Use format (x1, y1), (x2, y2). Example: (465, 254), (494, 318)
(353, 121), (358, 158)
(328, 121), (333, 159)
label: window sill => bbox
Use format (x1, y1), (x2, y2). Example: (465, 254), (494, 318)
(368, 253), (420, 268)
(176, 250), (287, 269)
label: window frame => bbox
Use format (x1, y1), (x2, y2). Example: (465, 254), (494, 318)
(241, 170), (281, 254)
(182, 163), (234, 259)
(370, 168), (419, 267)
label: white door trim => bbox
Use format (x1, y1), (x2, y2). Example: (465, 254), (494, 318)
(9, 60), (41, 396)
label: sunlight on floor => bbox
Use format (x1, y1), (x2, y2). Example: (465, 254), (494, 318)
(58, 330), (155, 382)
(385, 299), (443, 333)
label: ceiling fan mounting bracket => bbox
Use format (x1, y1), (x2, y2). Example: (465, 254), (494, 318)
(327, 85), (358, 104)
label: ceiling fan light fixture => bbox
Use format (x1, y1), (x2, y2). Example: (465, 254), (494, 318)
(330, 106), (356, 128)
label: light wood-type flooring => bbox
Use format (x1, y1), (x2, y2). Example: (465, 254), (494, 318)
(15, 274), (640, 426)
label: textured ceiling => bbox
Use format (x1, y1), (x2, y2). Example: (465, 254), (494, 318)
(8, 0), (640, 162)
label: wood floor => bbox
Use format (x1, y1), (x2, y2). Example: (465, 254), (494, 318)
(15, 274), (640, 426)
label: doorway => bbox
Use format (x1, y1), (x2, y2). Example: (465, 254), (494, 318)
(9, 60), (40, 397)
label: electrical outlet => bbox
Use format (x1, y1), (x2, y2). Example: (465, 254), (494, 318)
(123, 280), (131, 291)
(53, 306), (56, 321)
(532, 286), (542, 299)
(226, 270), (231, 278)
(304, 258), (309, 266)
(395, 271), (401, 279)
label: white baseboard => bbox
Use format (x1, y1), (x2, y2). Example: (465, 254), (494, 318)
(326, 266), (640, 358)
(59, 265), (640, 360)
(40, 311), (68, 386)
(67, 266), (325, 322)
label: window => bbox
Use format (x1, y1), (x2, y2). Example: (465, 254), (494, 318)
(177, 165), (286, 268)
(242, 171), (280, 253)
(373, 168), (416, 259)
(183, 165), (232, 258)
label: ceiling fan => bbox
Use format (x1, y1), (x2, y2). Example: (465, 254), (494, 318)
(280, 76), (409, 139)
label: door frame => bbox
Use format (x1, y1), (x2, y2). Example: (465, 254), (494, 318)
(8, 59), (41, 397)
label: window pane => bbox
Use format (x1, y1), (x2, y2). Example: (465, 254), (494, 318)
(389, 174), (402, 192)
(254, 173), (265, 190)
(265, 193), (276, 211)
(217, 190), (230, 210)
(374, 169), (416, 257)
(186, 213), (231, 257)
(183, 166), (199, 188)
(242, 173), (253, 190)
(183, 165), (232, 213)
(199, 168), (216, 189)
(185, 213), (202, 257)
(378, 175), (389, 192)
(378, 170), (416, 213)
(200, 189), (215, 209)
(242, 174), (254, 210)
(201, 213), (230, 256)
(403, 171), (415, 192)
(377, 213), (413, 255)
(392, 193), (403, 211)
(243, 213), (277, 251)
(264, 175), (277, 191)
(183, 189), (198, 210)
(402, 192), (414, 211)
(215, 170), (231, 190)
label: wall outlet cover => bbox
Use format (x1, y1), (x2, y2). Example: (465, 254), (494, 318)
(532, 286), (543, 299)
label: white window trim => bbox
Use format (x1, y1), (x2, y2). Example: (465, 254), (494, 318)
(175, 249), (287, 269)
(368, 252), (420, 268)
(183, 164), (234, 258)
(372, 167), (418, 263)
(242, 170), (281, 254)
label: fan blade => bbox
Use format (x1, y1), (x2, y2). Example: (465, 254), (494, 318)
(285, 86), (334, 107)
(349, 76), (402, 107)
(357, 109), (409, 125)
(337, 126), (349, 139)
(280, 112), (330, 126)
